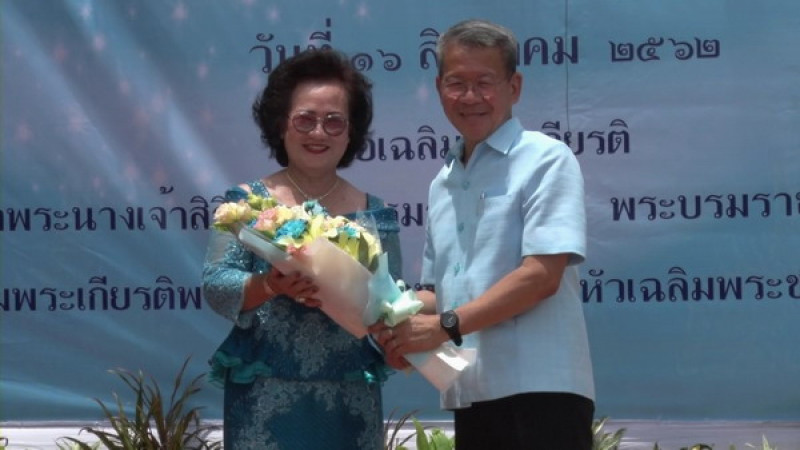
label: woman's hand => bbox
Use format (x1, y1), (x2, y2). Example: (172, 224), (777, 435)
(368, 321), (411, 370)
(264, 268), (321, 307)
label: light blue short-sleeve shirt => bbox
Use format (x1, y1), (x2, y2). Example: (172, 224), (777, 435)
(421, 117), (595, 409)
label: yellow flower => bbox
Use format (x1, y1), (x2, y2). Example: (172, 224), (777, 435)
(306, 213), (328, 240)
(212, 201), (253, 231)
(212, 195), (384, 272)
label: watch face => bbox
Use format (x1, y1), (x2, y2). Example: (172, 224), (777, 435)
(442, 311), (457, 328)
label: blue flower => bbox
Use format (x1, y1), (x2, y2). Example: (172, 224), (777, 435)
(303, 200), (328, 216)
(275, 219), (308, 240)
(340, 224), (359, 238)
(226, 186), (250, 202)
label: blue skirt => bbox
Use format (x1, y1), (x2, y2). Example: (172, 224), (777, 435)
(222, 373), (383, 450)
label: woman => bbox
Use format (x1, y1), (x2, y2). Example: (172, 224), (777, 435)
(202, 48), (401, 450)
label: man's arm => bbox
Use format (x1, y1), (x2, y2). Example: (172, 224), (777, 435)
(415, 288), (437, 314)
(457, 253), (567, 336)
(386, 253), (569, 356)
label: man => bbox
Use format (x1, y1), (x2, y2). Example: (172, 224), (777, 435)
(373, 19), (595, 449)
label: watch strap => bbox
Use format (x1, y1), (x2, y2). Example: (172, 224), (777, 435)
(440, 310), (463, 346)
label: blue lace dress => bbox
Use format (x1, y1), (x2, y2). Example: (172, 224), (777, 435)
(202, 180), (402, 450)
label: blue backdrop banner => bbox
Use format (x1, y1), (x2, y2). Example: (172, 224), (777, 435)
(2, 0), (799, 422)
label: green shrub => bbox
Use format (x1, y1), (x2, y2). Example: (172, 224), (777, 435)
(593, 416), (626, 450)
(384, 410), (454, 450)
(384, 408), (418, 450)
(411, 418), (454, 450)
(59, 357), (221, 450)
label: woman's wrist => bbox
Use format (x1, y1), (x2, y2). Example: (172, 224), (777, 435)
(260, 272), (277, 298)
(242, 273), (273, 311)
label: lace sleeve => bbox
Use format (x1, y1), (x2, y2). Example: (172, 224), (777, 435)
(201, 229), (260, 328)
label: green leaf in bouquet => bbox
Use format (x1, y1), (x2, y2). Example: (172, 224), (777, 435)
(336, 233), (361, 263)
(359, 233), (380, 272)
(248, 193), (277, 211)
(353, 211), (382, 271)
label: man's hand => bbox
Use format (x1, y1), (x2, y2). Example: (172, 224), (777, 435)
(369, 314), (449, 365)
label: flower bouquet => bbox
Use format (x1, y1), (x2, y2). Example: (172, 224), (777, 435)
(212, 191), (473, 391)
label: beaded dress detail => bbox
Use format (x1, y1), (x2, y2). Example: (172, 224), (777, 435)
(202, 180), (402, 450)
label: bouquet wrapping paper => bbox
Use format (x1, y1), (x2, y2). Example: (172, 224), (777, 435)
(238, 226), (371, 338)
(237, 226), (475, 391)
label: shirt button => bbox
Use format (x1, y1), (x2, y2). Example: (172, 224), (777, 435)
(461, 181), (470, 190)
(457, 223), (465, 232)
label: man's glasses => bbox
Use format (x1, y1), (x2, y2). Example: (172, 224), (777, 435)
(289, 111), (349, 136)
(440, 77), (508, 100)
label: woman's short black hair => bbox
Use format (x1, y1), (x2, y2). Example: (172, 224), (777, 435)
(252, 48), (373, 168)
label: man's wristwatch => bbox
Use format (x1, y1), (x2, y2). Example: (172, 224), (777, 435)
(439, 310), (462, 346)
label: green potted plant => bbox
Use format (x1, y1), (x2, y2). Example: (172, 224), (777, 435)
(384, 410), (454, 450)
(593, 416), (626, 450)
(59, 357), (221, 450)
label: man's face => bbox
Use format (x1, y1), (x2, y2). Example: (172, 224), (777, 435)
(436, 44), (521, 152)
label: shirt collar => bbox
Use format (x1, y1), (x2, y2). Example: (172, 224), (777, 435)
(445, 117), (522, 166)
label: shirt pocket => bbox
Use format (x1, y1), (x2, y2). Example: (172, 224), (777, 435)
(473, 194), (520, 251)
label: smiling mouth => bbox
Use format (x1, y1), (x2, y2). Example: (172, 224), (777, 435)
(304, 144), (329, 153)
(460, 111), (487, 118)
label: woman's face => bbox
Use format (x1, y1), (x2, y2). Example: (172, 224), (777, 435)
(283, 80), (350, 173)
